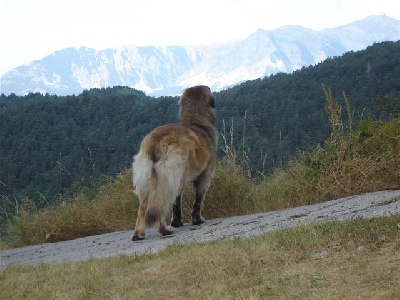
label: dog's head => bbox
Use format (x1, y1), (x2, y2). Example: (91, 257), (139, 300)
(179, 85), (216, 123)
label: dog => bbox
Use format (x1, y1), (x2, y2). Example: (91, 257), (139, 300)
(131, 85), (217, 241)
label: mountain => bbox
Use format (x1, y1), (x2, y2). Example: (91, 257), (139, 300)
(1, 15), (399, 96)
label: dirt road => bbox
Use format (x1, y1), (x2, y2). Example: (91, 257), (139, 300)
(1, 190), (400, 269)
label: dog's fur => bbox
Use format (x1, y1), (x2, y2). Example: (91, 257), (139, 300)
(132, 85), (217, 241)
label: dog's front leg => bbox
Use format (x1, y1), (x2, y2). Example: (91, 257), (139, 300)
(171, 193), (184, 227)
(192, 177), (209, 225)
(191, 192), (205, 225)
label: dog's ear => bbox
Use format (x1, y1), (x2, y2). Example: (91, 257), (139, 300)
(209, 95), (216, 108)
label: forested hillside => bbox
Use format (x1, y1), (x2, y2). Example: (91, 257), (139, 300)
(1, 41), (399, 211)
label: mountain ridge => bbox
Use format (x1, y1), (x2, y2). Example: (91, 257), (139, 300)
(1, 15), (399, 96)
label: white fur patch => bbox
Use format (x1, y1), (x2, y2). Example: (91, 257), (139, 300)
(132, 153), (152, 198)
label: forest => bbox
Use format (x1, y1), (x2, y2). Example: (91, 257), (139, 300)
(1, 41), (399, 212)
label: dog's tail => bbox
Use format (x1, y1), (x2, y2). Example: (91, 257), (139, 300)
(133, 150), (184, 227)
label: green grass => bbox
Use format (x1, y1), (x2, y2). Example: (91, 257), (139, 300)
(1, 214), (399, 299)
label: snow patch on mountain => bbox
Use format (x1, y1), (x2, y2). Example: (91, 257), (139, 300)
(1, 15), (399, 96)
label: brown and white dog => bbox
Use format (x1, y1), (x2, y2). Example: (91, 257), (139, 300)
(132, 85), (217, 240)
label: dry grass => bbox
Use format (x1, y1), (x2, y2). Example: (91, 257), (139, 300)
(183, 161), (257, 220)
(251, 87), (399, 212)
(1, 214), (399, 299)
(5, 171), (137, 247)
(253, 116), (400, 211)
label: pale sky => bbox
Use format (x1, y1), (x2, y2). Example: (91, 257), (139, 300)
(1, 0), (399, 76)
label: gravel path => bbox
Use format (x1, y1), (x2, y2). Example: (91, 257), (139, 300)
(1, 189), (400, 269)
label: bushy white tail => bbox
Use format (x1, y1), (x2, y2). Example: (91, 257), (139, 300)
(133, 151), (184, 226)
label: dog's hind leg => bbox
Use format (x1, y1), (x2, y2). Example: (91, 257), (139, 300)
(132, 198), (148, 241)
(159, 216), (174, 237)
(171, 192), (184, 227)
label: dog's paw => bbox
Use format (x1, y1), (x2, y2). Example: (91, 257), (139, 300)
(171, 219), (184, 228)
(160, 226), (174, 236)
(131, 235), (145, 241)
(192, 217), (205, 225)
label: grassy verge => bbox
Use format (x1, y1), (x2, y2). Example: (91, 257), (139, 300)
(1, 214), (399, 299)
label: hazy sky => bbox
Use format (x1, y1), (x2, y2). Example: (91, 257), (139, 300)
(1, 0), (399, 76)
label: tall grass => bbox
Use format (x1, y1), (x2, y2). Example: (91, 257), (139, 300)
(253, 86), (399, 210)
(5, 171), (137, 246)
(3, 87), (400, 247)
